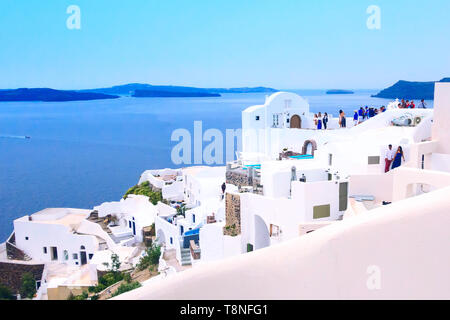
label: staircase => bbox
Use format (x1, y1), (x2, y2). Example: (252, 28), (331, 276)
(6, 233), (32, 261)
(180, 248), (192, 266)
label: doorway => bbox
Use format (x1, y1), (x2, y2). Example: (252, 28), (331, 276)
(290, 115), (301, 129)
(50, 247), (58, 261)
(80, 246), (87, 265)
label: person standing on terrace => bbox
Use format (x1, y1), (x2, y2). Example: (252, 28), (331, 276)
(339, 110), (346, 128)
(401, 99), (406, 108)
(221, 182), (226, 199)
(385, 144), (395, 173)
(317, 112), (323, 129)
(358, 107), (364, 123)
(353, 110), (358, 126)
(419, 99), (427, 108)
(391, 146), (405, 170)
(323, 112), (329, 129)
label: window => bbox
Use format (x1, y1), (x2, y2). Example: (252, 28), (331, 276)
(88, 254), (94, 260)
(25, 237), (29, 240)
(272, 114), (280, 127)
(80, 245), (85, 250)
(339, 182), (349, 211)
(284, 99), (292, 109)
(63, 250), (69, 261)
(43, 247), (47, 254)
(192, 214), (196, 223)
(170, 237), (173, 245)
(247, 243), (254, 252)
(73, 253), (78, 260)
(368, 156), (380, 165)
(313, 204), (331, 219)
(328, 154), (333, 166)
(255, 116), (260, 121)
(129, 221), (132, 228)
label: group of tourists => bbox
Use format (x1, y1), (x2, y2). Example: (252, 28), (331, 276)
(313, 110), (348, 129)
(397, 99), (427, 109)
(384, 144), (405, 173)
(313, 112), (329, 130)
(352, 106), (386, 126)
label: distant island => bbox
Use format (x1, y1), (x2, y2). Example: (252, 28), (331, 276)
(81, 83), (277, 96)
(0, 84), (278, 102)
(0, 88), (119, 102)
(133, 90), (221, 98)
(326, 89), (354, 95)
(372, 78), (450, 100)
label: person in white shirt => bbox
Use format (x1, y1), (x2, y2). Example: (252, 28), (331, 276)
(419, 99), (427, 109)
(385, 144), (395, 173)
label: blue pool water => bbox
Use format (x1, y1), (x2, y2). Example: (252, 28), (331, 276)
(0, 90), (431, 241)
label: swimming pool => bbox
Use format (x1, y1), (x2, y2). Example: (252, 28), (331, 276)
(290, 155), (314, 159)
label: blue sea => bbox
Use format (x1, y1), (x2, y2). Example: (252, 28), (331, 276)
(0, 90), (433, 241)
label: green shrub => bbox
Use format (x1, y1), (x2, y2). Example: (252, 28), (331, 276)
(0, 284), (14, 300)
(67, 291), (88, 300)
(111, 282), (141, 297)
(20, 272), (36, 299)
(99, 272), (124, 287)
(123, 273), (132, 283)
(90, 294), (99, 300)
(90, 271), (124, 293)
(137, 243), (161, 271)
(123, 181), (162, 205)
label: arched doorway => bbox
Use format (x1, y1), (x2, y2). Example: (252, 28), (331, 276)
(254, 215), (270, 250)
(302, 139), (317, 156)
(290, 115), (301, 129)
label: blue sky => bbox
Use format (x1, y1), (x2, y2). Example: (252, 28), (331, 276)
(0, 0), (449, 89)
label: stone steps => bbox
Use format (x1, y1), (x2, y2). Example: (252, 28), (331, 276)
(180, 248), (191, 266)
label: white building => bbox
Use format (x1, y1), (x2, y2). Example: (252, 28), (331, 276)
(114, 83), (450, 300)
(153, 166), (230, 266)
(93, 194), (157, 244)
(13, 208), (103, 266)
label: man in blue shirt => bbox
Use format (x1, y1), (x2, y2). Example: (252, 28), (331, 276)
(358, 107), (364, 123)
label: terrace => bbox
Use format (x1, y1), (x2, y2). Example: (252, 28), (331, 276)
(226, 161), (263, 195)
